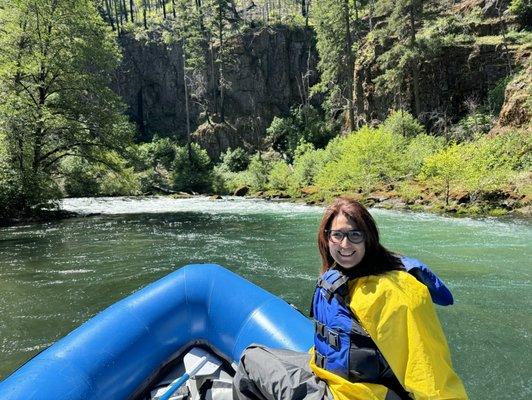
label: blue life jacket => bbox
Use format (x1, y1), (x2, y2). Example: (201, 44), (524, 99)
(311, 257), (453, 398)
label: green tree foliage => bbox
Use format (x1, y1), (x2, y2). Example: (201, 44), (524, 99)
(219, 147), (250, 172)
(290, 142), (327, 190)
(403, 133), (445, 176)
(267, 160), (292, 191)
(509, 0), (532, 28)
(419, 143), (464, 205)
(381, 110), (426, 137)
(0, 0), (133, 216)
(171, 142), (213, 192)
(266, 105), (332, 161)
(315, 126), (406, 193)
(312, 0), (358, 130)
(62, 154), (140, 197)
(245, 152), (280, 192)
(373, 0), (449, 116)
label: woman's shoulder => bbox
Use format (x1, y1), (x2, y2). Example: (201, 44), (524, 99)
(350, 270), (431, 312)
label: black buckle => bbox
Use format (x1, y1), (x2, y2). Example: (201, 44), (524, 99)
(315, 351), (325, 368)
(327, 330), (340, 350)
(314, 320), (326, 337)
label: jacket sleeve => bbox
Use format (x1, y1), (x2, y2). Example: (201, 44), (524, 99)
(351, 271), (468, 400)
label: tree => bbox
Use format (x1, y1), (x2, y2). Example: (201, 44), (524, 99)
(312, 0), (360, 131)
(373, 0), (432, 117)
(0, 0), (133, 215)
(420, 143), (464, 206)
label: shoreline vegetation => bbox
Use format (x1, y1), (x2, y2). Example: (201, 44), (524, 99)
(2, 111), (530, 227)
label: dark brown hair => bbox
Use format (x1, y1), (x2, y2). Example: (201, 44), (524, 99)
(317, 197), (403, 276)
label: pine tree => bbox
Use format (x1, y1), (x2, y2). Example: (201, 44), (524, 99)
(312, 0), (361, 132)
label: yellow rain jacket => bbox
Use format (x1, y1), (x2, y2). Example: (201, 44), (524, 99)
(309, 270), (468, 400)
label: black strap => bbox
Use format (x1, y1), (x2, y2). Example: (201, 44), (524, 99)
(314, 320), (340, 350)
(317, 274), (349, 301)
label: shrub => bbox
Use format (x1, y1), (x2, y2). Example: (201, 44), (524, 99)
(134, 137), (176, 170)
(171, 143), (213, 193)
(246, 151), (281, 192)
(291, 142), (327, 190)
(488, 75), (513, 115)
(62, 155), (140, 197)
(403, 134), (445, 177)
(62, 158), (101, 197)
(219, 147), (250, 172)
(451, 113), (494, 141)
(266, 105), (332, 161)
(381, 110), (426, 137)
(267, 160), (292, 191)
(419, 144), (465, 205)
(316, 126), (407, 194)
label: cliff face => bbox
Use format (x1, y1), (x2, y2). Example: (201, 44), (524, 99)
(114, 32), (189, 142)
(113, 21), (525, 157)
(113, 26), (319, 158)
(356, 42), (515, 126)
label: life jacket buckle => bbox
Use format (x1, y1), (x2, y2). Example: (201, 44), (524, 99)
(315, 351), (326, 368)
(327, 330), (340, 350)
(315, 320), (326, 337)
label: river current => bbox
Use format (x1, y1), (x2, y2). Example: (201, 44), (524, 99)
(0, 196), (530, 399)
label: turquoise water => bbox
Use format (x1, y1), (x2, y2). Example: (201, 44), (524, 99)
(0, 197), (530, 399)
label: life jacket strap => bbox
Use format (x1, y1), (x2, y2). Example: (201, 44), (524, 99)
(317, 274), (349, 301)
(315, 320), (340, 350)
(315, 350), (326, 369)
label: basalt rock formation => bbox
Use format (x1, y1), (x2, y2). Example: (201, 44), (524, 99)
(113, 26), (319, 158)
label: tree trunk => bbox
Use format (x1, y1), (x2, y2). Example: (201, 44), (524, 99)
(105, 0), (116, 30)
(409, 2), (421, 117)
(181, 40), (192, 162)
(129, 0), (135, 22)
(122, 0), (129, 23)
(218, 2), (225, 122)
(342, 0), (354, 132)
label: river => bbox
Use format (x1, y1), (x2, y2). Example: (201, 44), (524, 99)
(0, 196), (530, 399)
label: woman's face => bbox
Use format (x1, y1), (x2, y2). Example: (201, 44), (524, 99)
(328, 212), (366, 269)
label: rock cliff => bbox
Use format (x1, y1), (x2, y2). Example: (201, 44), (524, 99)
(113, 26), (318, 158)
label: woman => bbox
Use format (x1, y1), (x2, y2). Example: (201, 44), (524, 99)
(234, 197), (468, 400)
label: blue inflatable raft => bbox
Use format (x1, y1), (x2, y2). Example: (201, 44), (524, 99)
(0, 264), (313, 399)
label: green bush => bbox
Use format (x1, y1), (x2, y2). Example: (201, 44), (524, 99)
(290, 142), (328, 192)
(267, 160), (292, 191)
(316, 126), (407, 194)
(451, 113), (494, 141)
(134, 137), (176, 170)
(63, 158), (101, 197)
(171, 143), (213, 193)
(266, 105), (332, 161)
(62, 155), (140, 197)
(381, 110), (426, 137)
(219, 147), (250, 172)
(419, 144), (465, 205)
(403, 134), (445, 177)
(245, 151), (282, 192)
(488, 75), (513, 115)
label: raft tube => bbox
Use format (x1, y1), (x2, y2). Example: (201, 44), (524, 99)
(0, 264), (313, 399)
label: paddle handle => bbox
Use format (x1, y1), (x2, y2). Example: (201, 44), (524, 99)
(159, 357), (207, 400)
